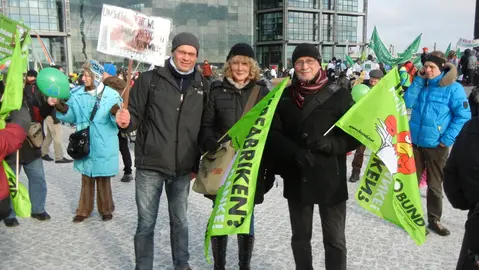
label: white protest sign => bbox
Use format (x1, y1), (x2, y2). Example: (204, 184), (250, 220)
(457, 38), (479, 48)
(97, 4), (171, 66)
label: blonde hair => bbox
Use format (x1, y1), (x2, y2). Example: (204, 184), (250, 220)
(224, 55), (261, 82)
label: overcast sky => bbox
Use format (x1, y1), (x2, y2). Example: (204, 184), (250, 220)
(367, 0), (476, 52)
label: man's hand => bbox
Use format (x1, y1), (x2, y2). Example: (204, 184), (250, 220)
(116, 109), (130, 129)
(439, 143), (446, 147)
(47, 97), (58, 106)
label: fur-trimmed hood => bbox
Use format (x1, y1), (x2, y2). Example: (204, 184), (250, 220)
(439, 62), (458, 87)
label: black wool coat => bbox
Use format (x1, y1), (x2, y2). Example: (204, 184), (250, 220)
(267, 83), (359, 205)
(199, 78), (274, 204)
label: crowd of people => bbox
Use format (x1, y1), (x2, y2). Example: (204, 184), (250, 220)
(0, 31), (478, 270)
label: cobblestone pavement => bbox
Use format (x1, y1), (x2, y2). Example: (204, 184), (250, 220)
(0, 126), (468, 270)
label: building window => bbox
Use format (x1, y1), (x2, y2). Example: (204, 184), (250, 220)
(256, 45), (282, 68)
(288, 0), (316, 9)
(322, 0), (334, 10)
(257, 12), (283, 42)
(322, 14), (333, 42)
(336, 0), (359, 12)
(336, 15), (357, 42)
(256, 0), (284, 9)
(322, 46), (333, 62)
(8, 0), (62, 32)
(288, 12), (317, 41)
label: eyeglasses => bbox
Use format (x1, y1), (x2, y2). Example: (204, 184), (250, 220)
(295, 59), (317, 67)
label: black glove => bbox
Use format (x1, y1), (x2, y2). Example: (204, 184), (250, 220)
(7, 106), (31, 134)
(204, 139), (220, 153)
(310, 137), (333, 155)
(293, 149), (316, 169)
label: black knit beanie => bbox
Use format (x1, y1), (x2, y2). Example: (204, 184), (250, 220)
(424, 53), (447, 71)
(171, 32), (200, 56)
(292, 43), (321, 64)
(26, 69), (38, 77)
(226, 43), (255, 61)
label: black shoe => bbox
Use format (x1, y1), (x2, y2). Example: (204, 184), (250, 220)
(4, 218), (20, 227)
(42, 155), (54, 161)
(55, 158), (73, 164)
(102, 214), (113, 221)
(121, 173), (133, 182)
(31, 212), (51, 221)
(428, 221), (450, 236)
(349, 171), (360, 182)
(73, 215), (86, 223)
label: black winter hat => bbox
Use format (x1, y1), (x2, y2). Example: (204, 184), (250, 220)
(227, 43), (255, 61)
(171, 32), (200, 55)
(26, 69), (38, 77)
(369, 69), (384, 79)
(292, 43), (321, 64)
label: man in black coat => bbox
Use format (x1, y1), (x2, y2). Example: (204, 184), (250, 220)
(443, 117), (479, 270)
(267, 43), (358, 270)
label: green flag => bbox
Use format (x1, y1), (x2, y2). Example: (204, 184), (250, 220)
(369, 27), (422, 66)
(0, 29), (25, 119)
(335, 68), (426, 245)
(346, 55), (354, 66)
(204, 78), (290, 263)
(445, 43), (451, 56)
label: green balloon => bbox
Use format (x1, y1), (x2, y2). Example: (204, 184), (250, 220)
(37, 67), (70, 99)
(351, 84), (371, 102)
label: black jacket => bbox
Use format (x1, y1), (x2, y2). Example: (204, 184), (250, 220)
(20, 81), (52, 164)
(199, 78), (273, 204)
(267, 83), (359, 205)
(443, 117), (479, 211)
(468, 87), (479, 118)
(126, 60), (209, 176)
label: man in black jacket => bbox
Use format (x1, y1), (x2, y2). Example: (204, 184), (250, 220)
(443, 117), (479, 270)
(116, 32), (207, 270)
(3, 69), (52, 227)
(267, 44), (358, 270)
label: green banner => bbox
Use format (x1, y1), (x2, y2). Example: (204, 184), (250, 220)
(369, 27), (422, 66)
(335, 68), (426, 245)
(204, 78), (290, 263)
(346, 55), (354, 66)
(0, 15), (29, 63)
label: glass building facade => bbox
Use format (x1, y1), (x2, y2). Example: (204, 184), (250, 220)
(255, 0), (368, 69)
(1, 0), (254, 72)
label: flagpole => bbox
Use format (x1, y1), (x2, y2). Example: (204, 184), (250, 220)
(323, 125), (335, 136)
(15, 150), (19, 190)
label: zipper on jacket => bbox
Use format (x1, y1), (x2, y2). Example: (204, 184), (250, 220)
(417, 84), (431, 146)
(175, 92), (185, 175)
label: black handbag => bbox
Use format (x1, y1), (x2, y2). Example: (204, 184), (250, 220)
(67, 92), (103, 160)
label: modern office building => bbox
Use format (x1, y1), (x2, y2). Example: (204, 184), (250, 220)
(1, 0), (254, 71)
(1, 0), (366, 72)
(255, 0), (368, 69)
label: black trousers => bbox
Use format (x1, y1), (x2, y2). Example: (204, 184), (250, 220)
(288, 200), (347, 270)
(118, 132), (132, 175)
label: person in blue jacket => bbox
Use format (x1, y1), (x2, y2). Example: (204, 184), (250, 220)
(48, 60), (122, 223)
(404, 51), (471, 236)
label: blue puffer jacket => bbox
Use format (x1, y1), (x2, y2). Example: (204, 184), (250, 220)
(57, 84), (122, 177)
(405, 63), (471, 148)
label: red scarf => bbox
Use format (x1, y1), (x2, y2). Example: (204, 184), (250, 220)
(291, 69), (328, 108)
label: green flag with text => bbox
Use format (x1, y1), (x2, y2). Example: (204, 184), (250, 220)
(335, 68), (426, 245)
(204, 78), (290, 263)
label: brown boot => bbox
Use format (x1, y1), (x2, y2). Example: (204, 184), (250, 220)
(211, 236), (228, 270)
(238, 234), (254, 270)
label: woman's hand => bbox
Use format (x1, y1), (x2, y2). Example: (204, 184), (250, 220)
(47, 97), (58, 106)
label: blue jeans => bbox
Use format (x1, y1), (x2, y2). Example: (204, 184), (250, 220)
(8, 158), (48, 219)
(134, 169), (191, 270)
